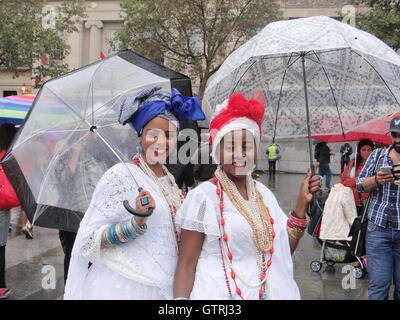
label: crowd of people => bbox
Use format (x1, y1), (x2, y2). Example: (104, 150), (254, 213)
(1, 87), (400, 301)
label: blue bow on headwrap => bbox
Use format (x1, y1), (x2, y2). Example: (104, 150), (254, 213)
(119, 86), (205, 136)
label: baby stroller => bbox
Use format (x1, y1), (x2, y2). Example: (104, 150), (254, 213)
(307, 190), (367, 279)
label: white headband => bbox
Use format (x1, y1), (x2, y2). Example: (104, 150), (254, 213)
(211, 117), (261, 164)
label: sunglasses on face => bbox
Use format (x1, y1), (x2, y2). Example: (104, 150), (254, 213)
(391, 132), (400, 138)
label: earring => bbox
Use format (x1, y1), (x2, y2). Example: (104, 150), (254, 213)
(137, 144), (144, 154)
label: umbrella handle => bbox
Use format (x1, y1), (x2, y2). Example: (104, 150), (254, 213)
(123, 200), (154, 217)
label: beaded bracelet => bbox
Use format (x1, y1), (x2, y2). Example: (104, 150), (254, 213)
(287, 211), (307, 240)
(287, 224), (305, 240)
(287, 219), (306, 231)
(110, 224), (124, 245)
(103, 218), (147, 247)
(288, 211), (308, 229)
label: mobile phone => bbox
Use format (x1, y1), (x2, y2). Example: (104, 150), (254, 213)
(380, 166), (393, 173)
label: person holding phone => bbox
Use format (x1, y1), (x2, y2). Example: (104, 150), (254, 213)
(356, 115), (400, 300)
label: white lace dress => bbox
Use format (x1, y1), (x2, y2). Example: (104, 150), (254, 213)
(64, 163), (178, 300)
(175, 181), (301, 300)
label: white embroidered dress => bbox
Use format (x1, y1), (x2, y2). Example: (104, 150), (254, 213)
(64, 163), (178, 300)
(175, 181), (300, 300)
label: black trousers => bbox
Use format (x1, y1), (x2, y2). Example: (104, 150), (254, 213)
(341, 159), (349, 173)
(59, 230), (77, 284)
(269, 161), (277, 175)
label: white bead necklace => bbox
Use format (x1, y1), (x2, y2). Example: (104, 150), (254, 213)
(135, 154), (183, 242)
(215, 168), (273, 288)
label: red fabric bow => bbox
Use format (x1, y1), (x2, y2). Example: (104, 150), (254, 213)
(209, 91), (266, 144)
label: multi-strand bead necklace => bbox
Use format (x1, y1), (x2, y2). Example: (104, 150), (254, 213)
(133, 154), (184, 243)
(214, 168), (275, 300)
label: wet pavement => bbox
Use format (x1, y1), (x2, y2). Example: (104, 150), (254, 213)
(259, 171), (394, 300)
(4, 172), (395, 299)
(5, 209), (64, 300)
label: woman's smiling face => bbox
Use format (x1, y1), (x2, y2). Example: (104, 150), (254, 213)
(218, 129), (257, 177)
(140, 116), (177, 164)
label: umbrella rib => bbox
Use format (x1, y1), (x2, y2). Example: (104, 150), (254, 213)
(88, 80), (167, 120)
(45, 86), (88, 125)
(32, 128), (88, 224)
(83, 61), (104, 125)
(94, 129), (142, 187)
(351, 50), (400, 108)
(230, 60), (257, 94)
(272, 53), (299, 141)
(11, 119), (87, 151)
(309, 51), (346, 138)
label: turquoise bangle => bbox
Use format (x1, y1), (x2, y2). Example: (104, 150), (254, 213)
(132, 218), (147, 235)
(122, 219), (138, 241)
(108, 223), (124, 245)
(105, 218), (148, 247)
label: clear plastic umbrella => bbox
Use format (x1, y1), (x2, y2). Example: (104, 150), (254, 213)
(204, 16), (400, 168)
(2, 50), (192, 232)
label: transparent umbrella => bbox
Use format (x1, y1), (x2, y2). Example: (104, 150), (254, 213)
(2, 50), (191, 232)
(204, 16), (400, 168)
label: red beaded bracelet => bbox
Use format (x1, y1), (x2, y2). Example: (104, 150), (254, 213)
(287, 219), (307, 232)
(288, 211), (308, 228)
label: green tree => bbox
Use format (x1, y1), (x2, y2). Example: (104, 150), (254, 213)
(0, 0), (87, 86)
(354, 0), (400, 51)
(115, 0), (282, 100)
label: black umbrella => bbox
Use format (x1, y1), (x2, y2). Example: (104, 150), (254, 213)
(2, 50), (195, 232)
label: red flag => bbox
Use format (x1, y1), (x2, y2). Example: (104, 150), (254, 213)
(35, 75), (41, 84)
(99, 51), (106, 59)
(40, 55), (47, 65)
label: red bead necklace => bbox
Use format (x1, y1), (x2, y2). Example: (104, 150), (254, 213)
(214, 175), (275, 300)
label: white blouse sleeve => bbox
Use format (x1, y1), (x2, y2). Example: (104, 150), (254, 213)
(175, 188), (221, 242)
(78, 164), (140, 263)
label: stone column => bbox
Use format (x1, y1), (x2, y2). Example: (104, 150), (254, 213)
(66, 22), (83, 69)
(85, 20), (104, 63)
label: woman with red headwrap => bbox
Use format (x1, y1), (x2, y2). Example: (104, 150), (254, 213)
(173, 92), (321, 300)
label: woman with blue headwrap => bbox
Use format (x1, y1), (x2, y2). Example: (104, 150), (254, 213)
(64, 87), (205, 300)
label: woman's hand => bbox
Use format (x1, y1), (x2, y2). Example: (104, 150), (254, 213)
(134, 189), (155, 226)
(294, 164), (321, 218)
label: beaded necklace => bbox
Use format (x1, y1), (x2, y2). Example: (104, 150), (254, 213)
(215, 168), (274, 252)
(214, 168), (275, 300)
(133, 154), (184, 243)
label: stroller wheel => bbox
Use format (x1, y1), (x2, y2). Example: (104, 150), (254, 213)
(353, 267), (364, 279)
(310, 261), (322, 272)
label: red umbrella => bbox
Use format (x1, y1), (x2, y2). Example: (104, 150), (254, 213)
(311, 112), (400, 145)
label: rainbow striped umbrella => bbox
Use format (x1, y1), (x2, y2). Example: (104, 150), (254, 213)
(0, 95), (35, 125)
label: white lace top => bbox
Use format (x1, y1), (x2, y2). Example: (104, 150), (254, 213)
(175, 181), (301, 300)
(64, 163), (178, 299)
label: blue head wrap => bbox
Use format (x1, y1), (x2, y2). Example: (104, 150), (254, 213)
(119, 86), (206, 136)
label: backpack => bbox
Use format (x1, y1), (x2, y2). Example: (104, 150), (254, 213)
(0, 151), (21, 210)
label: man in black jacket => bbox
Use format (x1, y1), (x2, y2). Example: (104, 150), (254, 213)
(315, 142), (335, 190)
